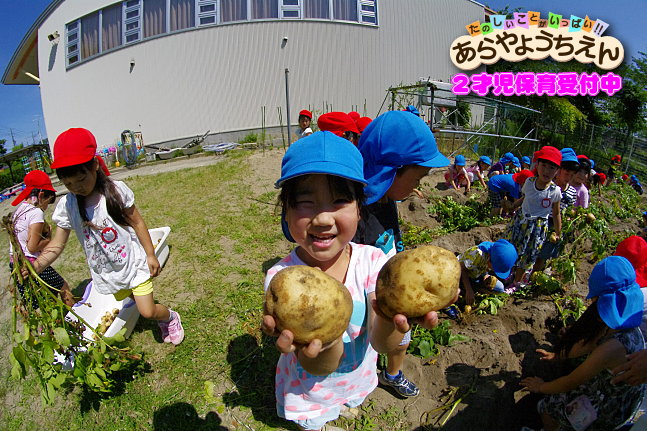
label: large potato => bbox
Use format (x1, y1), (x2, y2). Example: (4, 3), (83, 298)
(265, 266), (353, 345)
(376, 245), (460, 318)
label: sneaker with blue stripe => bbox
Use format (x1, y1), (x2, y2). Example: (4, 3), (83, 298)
(378, 369), (420, 398)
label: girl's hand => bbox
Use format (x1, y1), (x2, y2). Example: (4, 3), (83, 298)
(537, 349), (556, 361)
(261, 314), (335, 357)
(147, 255), (161, 277)
(521, 376), (544, 393)
(611, 350), (647, 386)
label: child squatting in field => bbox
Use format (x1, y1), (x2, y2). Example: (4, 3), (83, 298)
(261, 131), (448, 431)
(27, 128), (184, 345)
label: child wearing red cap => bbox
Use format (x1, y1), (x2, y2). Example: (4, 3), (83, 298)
(10, 170), (74, 308)
(30, 128), (184, 345)
(296, 109), (313, 140)
(506, 146), (563, 285)
(317, 112), (360, 145)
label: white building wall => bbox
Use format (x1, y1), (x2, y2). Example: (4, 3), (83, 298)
(39, 0), (483, 148)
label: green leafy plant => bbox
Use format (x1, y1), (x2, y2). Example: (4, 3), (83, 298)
(474, 294), (507, 315)
(408, 320), (470, 358)
(4, 216), (145, 405)
(400, 221), (447, 247)
(552, 295), (586, 328)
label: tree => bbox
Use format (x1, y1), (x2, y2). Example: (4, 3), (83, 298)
(0, 139), (6, 155)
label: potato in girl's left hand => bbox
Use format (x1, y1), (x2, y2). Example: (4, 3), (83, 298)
(376, 245), (460, 318)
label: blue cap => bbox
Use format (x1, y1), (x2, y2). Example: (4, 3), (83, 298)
(479, 155), (491, 165)
(560, 147), (579, 164)
(590, 159), (595, 169)
(455, 155), (466, 166)
(587, 256), (643, 330)
(478, 239), (518, 279)
(358, 111), (450, 204)
(404, 105), (420, 116)
(275, 131), (366, 188)
(501, 152), (514, 164)
(521, 156), (531, 165)
(511, 156), (521, 167)
(642, 210), (647, 216)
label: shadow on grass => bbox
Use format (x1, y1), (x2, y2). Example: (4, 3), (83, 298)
(71, 279), (92, 299)
(222, 333), (298, 430)
(79, 359), (153, 414)
(130, 311), (165, 343)
(262, 257), (282, 274)
(153, 402), (228, 430)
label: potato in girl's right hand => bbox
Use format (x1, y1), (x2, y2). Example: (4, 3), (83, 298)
(265, 266), (353, 345)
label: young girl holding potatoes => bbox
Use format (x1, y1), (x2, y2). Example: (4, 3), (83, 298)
(261, 131), (441, 431)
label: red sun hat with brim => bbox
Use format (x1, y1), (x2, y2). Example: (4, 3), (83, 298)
(356, 116), (372, 133)
(299, 109), (312, 119)
(317, 112), (359, 136)
(535, 146), (562, 166)
(595, 172), (607, 183)
(512, 169), (534, 185)
(612, 154), (622, 162)
(12, 170), (57, 206)
(51, 128), (110, 176)
(614, 235), (647, 287)
(347, 111), (360, 121)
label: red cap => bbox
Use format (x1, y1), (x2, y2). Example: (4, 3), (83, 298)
(347, 111), (360, 121)
(614, 235), (647, 287)
(51, 128), (111, 176)
(535, 146), (562, 166)
(512, 169), (535, 185)
(595, 172), (607, 183)
(577, 154), (589, 161)
(12, 170), (57, 206)
(356, 116), (372, 133)
(317, 112), (359, 136)
(612, 154), (622, 162)
(622, 174), (629, 181)
(299, 109), (312, 119)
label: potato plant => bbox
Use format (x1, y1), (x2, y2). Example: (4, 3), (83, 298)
(4, 216), (145, 405)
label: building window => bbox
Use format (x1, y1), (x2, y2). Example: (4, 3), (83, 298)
(197, 0), (218, 26)
(303, 0), (329, 19)
(144, 0), (167, 37)
(170, 0), (196, 31)
(81, 13), (100, 59)
(123, 0), (142, 43)
(252, 0), (278, 19)
(333, 0), (357, 22)
(281, 0), (300, 19)
(359, 0), (376, 24)
(66, 20), (80, 66)
(221, 0), (246, 22)
(102, 3), (123, 51)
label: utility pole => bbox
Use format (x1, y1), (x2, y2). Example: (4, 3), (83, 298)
(10, 128), (16, 147)
(32, 132), (37, 146)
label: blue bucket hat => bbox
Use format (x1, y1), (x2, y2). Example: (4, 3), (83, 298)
(358, 111), (450, 204)
(276, 131), (366, 188)
(277, 131), (366, 242)
(501, 152), (514, 164)
(404, 105), (420, 116)
(560, 147), (579, 165)
(587, 256), (643, 330)
(511, 156), (521, 167)
(455, 155), (466, 166)
(479, 155), (491, 166)
(478, 239), (518, 279)
(521, 156), (531, 165)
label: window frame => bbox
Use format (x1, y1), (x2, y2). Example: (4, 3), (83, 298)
(123, 0), (142, 44)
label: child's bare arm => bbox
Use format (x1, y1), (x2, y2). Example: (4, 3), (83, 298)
(552, 202), (562, 236)
(124, 205), (161, 277)
(30, 227), (71, 273)
(26, 222), (50, 254)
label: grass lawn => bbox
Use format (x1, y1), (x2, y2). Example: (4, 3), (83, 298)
(0, 150), (298, 430)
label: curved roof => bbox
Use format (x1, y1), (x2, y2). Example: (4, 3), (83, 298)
(2, 0), (62, 85)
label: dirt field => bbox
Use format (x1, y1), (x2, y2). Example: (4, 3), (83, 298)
(1, 148), (644, 430)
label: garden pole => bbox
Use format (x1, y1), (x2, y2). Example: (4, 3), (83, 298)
(285, 68), (292, 147)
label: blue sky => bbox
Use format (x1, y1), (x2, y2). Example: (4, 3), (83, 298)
(0, 0), (645, 149)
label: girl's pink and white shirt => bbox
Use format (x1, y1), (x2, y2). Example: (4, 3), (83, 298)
(264, 242), (388, 421)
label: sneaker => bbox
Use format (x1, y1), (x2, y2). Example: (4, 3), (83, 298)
(441, 306), (459, 320)
(166, 310), (185, 345)
(158, 319), (170, 343)
(378, 369), (420, 398)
